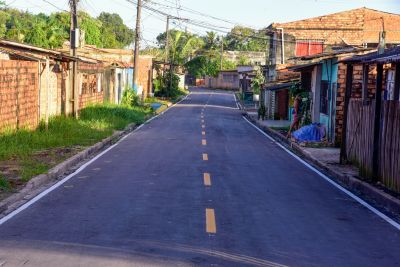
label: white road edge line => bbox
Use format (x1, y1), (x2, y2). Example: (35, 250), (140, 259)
(242, 116), (400, 231)
(0, 94), (190, 226)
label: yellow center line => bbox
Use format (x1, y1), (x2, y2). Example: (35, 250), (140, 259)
(203, 153), (208, 161)
(203, 173), (211, 186)
(202, 131), (206, 136)
(206, 208), (217, 234)
(202, 139), (207, 146)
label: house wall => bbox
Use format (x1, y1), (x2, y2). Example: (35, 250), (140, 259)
(135, 57), (153, 99)
(0, 60), (39, 131)
(78, 62), (105, 110)
(271, 8), (400, 47)
(205, 72), (239, 90)
(39, 62), (63, 121)
(334, 62), (392, 145)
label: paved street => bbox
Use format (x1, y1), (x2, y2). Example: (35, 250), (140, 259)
(0, 88), (399, 266)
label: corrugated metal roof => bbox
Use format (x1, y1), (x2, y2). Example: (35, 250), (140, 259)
(342, 46), (400, 63)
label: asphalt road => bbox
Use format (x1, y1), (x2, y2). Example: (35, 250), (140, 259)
(0, 88), (400, 267)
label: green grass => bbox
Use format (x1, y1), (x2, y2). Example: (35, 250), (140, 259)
(0, 103), (152, 185)
(0, 175), (11, 191)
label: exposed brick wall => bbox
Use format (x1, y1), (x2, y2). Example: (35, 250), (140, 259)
(0, 60), (38, 131)
(78, 72), (104, 110)
(272, 8), (400, 46)
(334, 62), (392, 145)
(136, 56), (153, 98)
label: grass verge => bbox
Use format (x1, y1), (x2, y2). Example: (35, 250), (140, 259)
(0, 103), (152, 195)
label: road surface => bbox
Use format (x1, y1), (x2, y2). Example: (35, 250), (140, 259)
(0, 88), (399, 266)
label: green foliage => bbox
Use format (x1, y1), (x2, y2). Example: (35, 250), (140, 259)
(154, 70), (186, 99)
(121, 88), (141, 107)
(0, 104), (151, 184)
(225, 26), (268, 52)
(98, 12), (134, 48)
(0, 8), (134, 49)
(252, 69), (265, 95)
(185, 55), (236, 78)
(157, 30), (204, 65)
(0, 175), (10, 191)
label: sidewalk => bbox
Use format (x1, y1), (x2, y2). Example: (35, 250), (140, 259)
(244, 111), (400, 217)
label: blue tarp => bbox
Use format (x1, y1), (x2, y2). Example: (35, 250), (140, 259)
(292, 123), (326, 142)
(150, 103), (162, 110)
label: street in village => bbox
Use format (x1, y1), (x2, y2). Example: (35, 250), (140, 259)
(0, 89), (399, 266)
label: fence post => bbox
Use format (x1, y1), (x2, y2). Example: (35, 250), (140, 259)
(340, 63), (353, 164)
(393, 63), (400, 101)
(372, 63), (383, 181)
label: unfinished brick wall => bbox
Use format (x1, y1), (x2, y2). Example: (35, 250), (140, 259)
(78, 62), (105, 110)
(272, 8), (400, 46)
(0, 60), (38, 131)
(78, 72), (104, 110)
(136, 56), (153, 98)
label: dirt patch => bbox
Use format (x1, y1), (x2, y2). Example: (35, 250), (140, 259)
(0, 146), (83, 201)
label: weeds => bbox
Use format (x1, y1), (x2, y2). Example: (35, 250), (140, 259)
(0, 174), (11, 191)
(0, 103), (152, 188)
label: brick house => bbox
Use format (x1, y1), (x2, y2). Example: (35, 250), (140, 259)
(60, 44), (154, 101)
(265, 7), (400, 82)
(338, 47), (400, 192)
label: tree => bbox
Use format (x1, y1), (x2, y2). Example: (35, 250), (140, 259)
(98, 12), (134, 48)
(203, 31), (218, 50)
(157, 30), (204, 65)
(79, 11), (102, 47)
(225, 26), (267, 51)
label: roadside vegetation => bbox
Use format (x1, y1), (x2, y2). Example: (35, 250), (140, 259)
(0, 103), (151, 195)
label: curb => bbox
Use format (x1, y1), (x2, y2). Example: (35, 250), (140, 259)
(243, 113), (400, 216)
(0, 94), (189, 218)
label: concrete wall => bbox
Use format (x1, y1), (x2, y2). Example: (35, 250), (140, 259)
(205, 72), (239, 90)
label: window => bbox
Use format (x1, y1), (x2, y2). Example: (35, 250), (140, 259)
(296, 40), (324, 57)
(320, 80), (329, 114)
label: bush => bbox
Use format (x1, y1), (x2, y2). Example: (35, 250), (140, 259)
(154, 70), (184, 98)
(121, 87), (141, 107)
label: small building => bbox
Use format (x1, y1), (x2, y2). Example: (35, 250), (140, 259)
(338, 46), (400, 193)
(288, 48), (374, 143)
(60, 43), (154, 102)
(205, 70), (239, 90)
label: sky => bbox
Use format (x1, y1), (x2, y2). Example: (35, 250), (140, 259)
(5, 0), (400, 47)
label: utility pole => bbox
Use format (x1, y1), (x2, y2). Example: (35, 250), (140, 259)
(69, 0), (79, 118)
(165, 16), (170, 63)
(165, 16), (172, 96)
(220, 36), (224, 70)
(133, 0), (142, 99)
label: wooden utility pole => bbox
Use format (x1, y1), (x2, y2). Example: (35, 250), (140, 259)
(133, 0), (142, 99)
(220, 36), (224, 70)
(69, 0), (79, 118)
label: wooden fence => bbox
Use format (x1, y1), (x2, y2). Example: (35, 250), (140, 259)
(346, 99), (400, 193)
(379, 101), (400, 192)
(346, 99), (375, 178)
